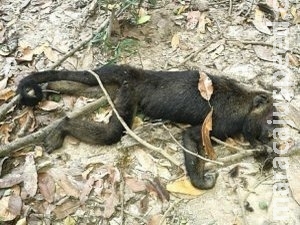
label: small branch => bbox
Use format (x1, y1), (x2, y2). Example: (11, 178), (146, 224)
(211, 136), (247, 153)
(159, 199), (183, 225)
(175, 32), (224, 67)
(87, 70), (181, 167)
(228, 0), (233, 15)
(0, 97), (107, 157)
(163, 124), (223, 165)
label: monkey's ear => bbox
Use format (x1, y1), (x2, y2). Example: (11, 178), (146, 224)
(253, 94), (269, 108)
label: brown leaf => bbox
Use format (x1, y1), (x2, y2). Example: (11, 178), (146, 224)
(53, 199), (80, 220)
(0, 195), (22, 221)
(286, 53), (299, 67)
(0, 123), (13, 144)
(125, 177), (147, 192)
(0, 88), (15, 100)
(148, 214), (165, 225)
(0, 174), (23, 188)
(48, 168), (81, 198)
(79, 176), (95, 204)
(166, 177), (205, 196)
(38, 172), (56, 203)
(23, 154), (38, 197)
(15, 46), (34, 62)
(198, 72), (213, 101)
(201, 109), (216, 160)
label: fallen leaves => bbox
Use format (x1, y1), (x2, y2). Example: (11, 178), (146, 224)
(166, 177), (205, 196)
(198, 72), (213, 101)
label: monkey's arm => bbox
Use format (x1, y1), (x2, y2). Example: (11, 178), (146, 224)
(182, 126), (218, 189)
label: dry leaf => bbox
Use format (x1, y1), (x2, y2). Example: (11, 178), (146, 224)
(0, 88), (15, 101)
(253, 45), (275, 62)
(23, 154), (38, 197)
(15, 46), (34, 62)
(171, 32), (180, 50)
(44, 46), (60, 62)
(79, 176), (95, 204)
(252, 8), (271, 35)
(79, 46), (93, 69)
(38, 100), (61, 111)
(201, 109), (216, 160)
(48, 168), (81, 198)
(53, 199), (80, 220)
(198, 11), (208, 33)
(0, 195), (22, 221)
(0, 123), (13, 144)
(0, 76), (8, 90)
(38, 173), (56, 203)
(286, 52), (299, 67)
(287, 157), (300, 205)
(166, 177), (205, 195)
(0, 174), (23, 188)
(186, 11), (200, 30)
(125, 178), (147, 192)
(148, 214), (166, 225)
(198, 72), (213, 101)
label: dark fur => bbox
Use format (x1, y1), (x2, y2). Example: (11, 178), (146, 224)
(17, 65), (275, 189)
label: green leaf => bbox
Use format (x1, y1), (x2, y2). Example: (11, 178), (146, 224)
(137, 15), (151, 24)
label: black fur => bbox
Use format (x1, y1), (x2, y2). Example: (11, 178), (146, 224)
(17, 65), (275, 189)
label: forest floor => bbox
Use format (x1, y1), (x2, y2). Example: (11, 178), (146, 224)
(0, 0), (300, 224)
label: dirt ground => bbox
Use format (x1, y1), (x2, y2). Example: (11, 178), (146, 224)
(0, 0), (300, 224)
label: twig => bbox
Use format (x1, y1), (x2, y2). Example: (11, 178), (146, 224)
(175, 32), (224, 67)
(244, 0), (255, 17)
(162, 124), (223, 165)
(228, 0), (233, 15)
(230, 177), (248, 225)
(211, 136), (247, 153)
(0, 95), (19, 121)
(0, 97), (108, 157)
(159, 199), (183, 225)
(120, 173), (125, 225)
(243, 175), (272, 204)
(87, 70), (181, 167)
(205, 150), (257, 170)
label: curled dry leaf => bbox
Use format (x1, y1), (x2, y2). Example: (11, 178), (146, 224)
(38, 100), (61, 111)
(253, 8), (271, 35)
(201, 109), (216, 160)
(198, 71), (213, 101)
(166, 177), (205, 196)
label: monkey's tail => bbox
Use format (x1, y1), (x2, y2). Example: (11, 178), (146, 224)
(17, 65), (142, 106)
(17, 70), (99, 106)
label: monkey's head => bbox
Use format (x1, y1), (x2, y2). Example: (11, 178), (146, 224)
(242, 93), (277, 146)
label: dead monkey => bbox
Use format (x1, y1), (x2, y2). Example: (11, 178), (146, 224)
(17, 64), (276, 189)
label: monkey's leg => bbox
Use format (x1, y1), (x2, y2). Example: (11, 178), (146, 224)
(182, 126), (218, 189)
(44, 81), (136, 152)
